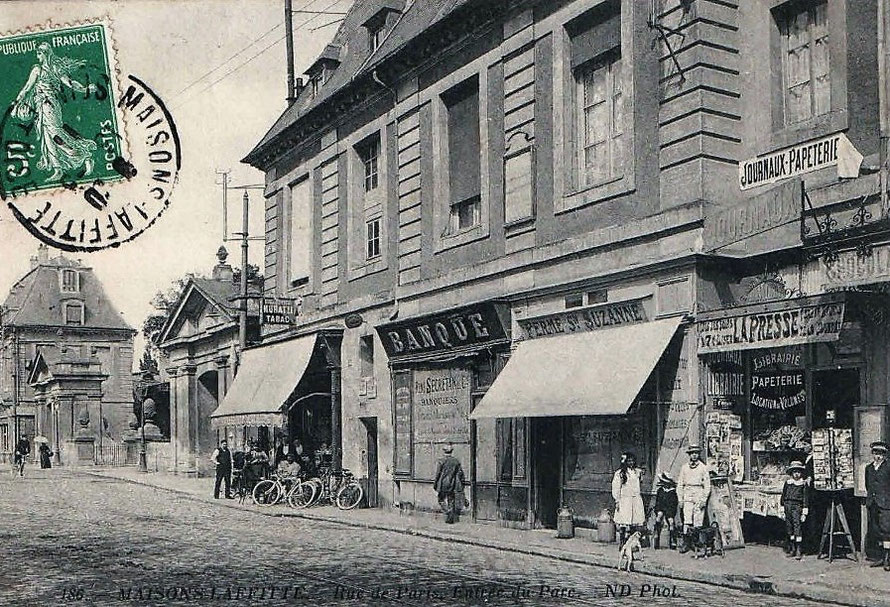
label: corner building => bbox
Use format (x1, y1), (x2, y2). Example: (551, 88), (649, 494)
(243, 0), (888, 541)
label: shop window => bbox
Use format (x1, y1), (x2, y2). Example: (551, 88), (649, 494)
(444, 77), (481, 233)
(359, 335), (374, 379)
(288, 177), (312, 285)
(777, 1), (830, 125)
(587, 290), (607, 305)
(60, 269), (79, 293)
(0, 424), (7, 452)
(497, 417), (527, 482)
(564, 293), (583, 309)
(63, 301), (84, 326)
(575, 52), (624, 188)
(811, 368), (859, 429)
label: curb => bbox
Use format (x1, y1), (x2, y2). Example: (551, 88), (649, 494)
(86, 470), (882, 607)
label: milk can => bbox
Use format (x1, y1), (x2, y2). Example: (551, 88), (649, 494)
(596, 509), (616, 543)
(557, 505), (574, 539)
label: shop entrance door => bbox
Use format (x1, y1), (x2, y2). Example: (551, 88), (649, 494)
(361, 417), (378, 508)
(532, 418), (561, 528)
(812, 368), (861, 428)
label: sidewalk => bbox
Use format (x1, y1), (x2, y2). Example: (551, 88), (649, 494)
(89, 467), (888, 607)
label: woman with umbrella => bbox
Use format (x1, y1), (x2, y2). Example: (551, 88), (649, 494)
(34, 437), (52, 469)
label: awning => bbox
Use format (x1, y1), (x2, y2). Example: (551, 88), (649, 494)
(210, 334), (316, 429)
(470, 316), (682, 419)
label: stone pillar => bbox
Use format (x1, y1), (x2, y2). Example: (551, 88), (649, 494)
(215, 356), (229, 400)
(166, 367), (179, 470)
(330, 364), (342, 473)
(50, 399), (62, 465)
(176, 365), (198, 473)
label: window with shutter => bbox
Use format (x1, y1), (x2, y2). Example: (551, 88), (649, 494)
(576, 53), (624, 187)
(779, 2), (830, 125)
(444, 77), (481, 233)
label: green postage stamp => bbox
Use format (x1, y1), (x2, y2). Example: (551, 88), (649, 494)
(0, 20), (126, 197)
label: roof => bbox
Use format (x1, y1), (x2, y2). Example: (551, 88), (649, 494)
(155, 276), (261, 345)
(1, 256), (133, 331)
(244, 0), (476, 167)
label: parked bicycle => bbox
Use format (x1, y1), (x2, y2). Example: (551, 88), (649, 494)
(252, 473), (316, 508)
(304, 466), (364, 510)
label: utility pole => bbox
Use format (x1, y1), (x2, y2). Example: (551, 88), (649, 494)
(239, 191), (249, 349)
(880, 0), (890, 217)
(285, 0), (296, 105)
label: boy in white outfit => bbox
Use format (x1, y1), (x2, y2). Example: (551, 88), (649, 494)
(677, 444), (711, 552)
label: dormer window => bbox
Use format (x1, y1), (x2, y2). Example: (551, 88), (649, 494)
(369, 22), (383, 53)
(60, 269), (79, 293)
(63, 301), (84, 326)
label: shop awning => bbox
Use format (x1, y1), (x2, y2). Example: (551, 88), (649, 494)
(210, 334), (316, 428)
(470, 317), (683, 419)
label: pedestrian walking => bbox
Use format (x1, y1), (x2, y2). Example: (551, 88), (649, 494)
(211, 439), (233, 499)
(866, 441), (890, 570)
(433, 443), (465, 524)
(780, 460), (809, 560)
(13, 436), (31, 477)
(677, 445), (710, 553)
(653, 472), (678, 549)
(38, 443), (53, 469)
(611, 452), (645, 548)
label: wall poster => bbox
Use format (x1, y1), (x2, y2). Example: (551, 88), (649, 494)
(392, 370), (413, 477)
(410, 366), (472, 480)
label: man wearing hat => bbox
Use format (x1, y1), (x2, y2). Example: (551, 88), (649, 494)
(677, 445), (711, 547)
(654, 472), (679, 549)
(780, 461), (809, 559)
(433, 443), (465, 524)
(866, 441), (890, 569)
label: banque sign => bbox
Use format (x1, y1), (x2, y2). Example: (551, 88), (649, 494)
(698, 301), (844, 354)
(377, 303), (508, 358)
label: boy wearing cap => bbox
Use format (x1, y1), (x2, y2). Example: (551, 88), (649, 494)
(866, 441), (890, 570)
(677, 445), (710, 551)
(780, 461), (809, 559)
(654, 472), (678, 550)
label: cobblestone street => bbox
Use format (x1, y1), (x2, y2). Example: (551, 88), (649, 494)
(0, 468), (833, 607)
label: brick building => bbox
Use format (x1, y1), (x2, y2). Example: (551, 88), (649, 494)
(235, 0), (889, 542)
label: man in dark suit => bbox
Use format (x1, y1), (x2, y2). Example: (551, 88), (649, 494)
(211, 440), (233, 499)
(866, 441), (890, 570)
(433, 443), (465, 524)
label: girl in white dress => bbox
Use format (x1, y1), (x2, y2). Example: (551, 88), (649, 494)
(612, 452), (645, 547)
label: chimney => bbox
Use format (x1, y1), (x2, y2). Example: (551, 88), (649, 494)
(212, 245), (234, 282)
(36, 244), (49, 265)
(30, 256), (38, 269)
(293, 77), (305, 100)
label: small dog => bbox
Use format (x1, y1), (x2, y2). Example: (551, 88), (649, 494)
(693, 523), (724, 558)
(617, 530), (643, 571)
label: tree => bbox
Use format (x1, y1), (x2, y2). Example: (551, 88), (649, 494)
(141, 272), (201, 366)
(232, 263), (264, 290)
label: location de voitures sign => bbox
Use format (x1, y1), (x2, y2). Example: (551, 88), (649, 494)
(698, 302), (844, 354)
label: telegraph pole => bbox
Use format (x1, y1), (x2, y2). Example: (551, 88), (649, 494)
(239, 191), (249, 349)
(285, 0), (296, 105)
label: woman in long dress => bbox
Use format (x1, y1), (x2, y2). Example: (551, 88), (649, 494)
(11, 42), (98, 182)
(612, 452), (645, 547)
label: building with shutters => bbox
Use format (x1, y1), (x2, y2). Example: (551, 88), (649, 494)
(240, 0), (890, 546)
(0, 246), (136, 463)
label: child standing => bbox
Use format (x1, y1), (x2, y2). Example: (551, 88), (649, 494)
(654, 472), (678, 549)
(780, 460), (809, 560)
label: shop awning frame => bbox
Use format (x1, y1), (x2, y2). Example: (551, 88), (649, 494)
(210, 333), (318, 429)
(469, 316), (684, 419)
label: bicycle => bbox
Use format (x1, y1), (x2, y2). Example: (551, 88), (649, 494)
(252, 473), (316, 508)
(305, 466), (364, 510)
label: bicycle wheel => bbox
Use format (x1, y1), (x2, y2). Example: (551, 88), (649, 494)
(304, 478), (323, 507)
(287, 482), (316, 509)
(252, 480), (281, 506)
(336, 481), (363, 510)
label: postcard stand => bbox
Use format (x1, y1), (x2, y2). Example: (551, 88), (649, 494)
(813, 427), (858, 562)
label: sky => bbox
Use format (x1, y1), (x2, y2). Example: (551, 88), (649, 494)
(0, 0), (352, 364)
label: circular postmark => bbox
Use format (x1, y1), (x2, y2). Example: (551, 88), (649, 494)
(0, 23), (180, 252)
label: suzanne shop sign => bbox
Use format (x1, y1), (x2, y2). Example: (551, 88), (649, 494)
(518, 299), (648, 340)
(697, 302), (845, 354)
(377, 303), (508, 358)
